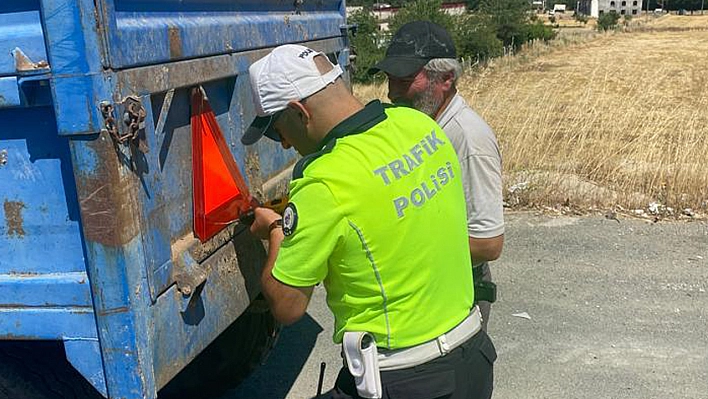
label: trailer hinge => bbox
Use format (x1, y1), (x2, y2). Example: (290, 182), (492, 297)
(100, 96), (146, 145)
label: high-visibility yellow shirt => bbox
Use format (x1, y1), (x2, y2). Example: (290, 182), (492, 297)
(273, 100), (474, 349)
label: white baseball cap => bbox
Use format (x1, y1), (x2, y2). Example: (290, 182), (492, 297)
(241, 44), (343, 145)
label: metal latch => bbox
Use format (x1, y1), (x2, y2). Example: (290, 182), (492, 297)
(100, 96), (147, 145)
(174, 251), (209, 313)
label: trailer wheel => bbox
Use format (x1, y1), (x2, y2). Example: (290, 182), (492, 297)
(0, 341), (103, 399)
(158, 301), (280, 399)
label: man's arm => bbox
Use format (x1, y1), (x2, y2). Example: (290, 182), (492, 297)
(469, 234), (504, 263)
(455, 122), (505, 265)
(251, 207), (313, 325)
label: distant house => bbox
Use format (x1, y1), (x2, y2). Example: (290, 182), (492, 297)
(553, 3), (567, 13)
(531, 0), (545, 12)
(577, 0), (643, 17)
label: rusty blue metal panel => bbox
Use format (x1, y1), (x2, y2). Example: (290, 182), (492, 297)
(0, 106), (84, 274)
(71, 133), (158, 398)
(0, 2), (48, 77)
(0, 273), (92, 308)
(0, 308), (97, 339)
(0, 77), (21, 107)
(65, 339), (109, 397)
(150, 237), (263, 388)
(2, 0), (350, 397)
(114, 38), (347, 185)
(0, 101), (105, 395)
(130, 92), (178, 301)
(98, 0), (345, 69)
(39, 0), (113, 136)
(16, 75), (54, 107)
(0, 75), (54, 109)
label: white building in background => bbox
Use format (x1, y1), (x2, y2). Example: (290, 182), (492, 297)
(553, 3), (567, 12)
(577, 0), (643, 17)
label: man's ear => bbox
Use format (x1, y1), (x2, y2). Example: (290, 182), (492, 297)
(288, 101), (310, 125)
(440, 71), (455, 92)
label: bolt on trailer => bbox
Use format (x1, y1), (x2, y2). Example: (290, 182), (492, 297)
(0, 0), (352, 398)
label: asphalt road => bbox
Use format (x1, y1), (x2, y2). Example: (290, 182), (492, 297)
(222, 212), (708, 399)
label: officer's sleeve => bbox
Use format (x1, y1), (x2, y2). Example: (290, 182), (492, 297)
(272, 178), (346, 287)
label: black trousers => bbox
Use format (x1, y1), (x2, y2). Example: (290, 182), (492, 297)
(329, 330), (496, 399)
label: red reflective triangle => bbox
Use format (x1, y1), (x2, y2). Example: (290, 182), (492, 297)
(191, 87), (252, 242)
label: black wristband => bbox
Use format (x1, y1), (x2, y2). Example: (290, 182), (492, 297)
(268, 219), (283, 232)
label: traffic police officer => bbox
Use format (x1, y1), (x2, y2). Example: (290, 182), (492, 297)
(242, 44), (496, 399)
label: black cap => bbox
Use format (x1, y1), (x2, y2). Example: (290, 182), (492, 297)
(241, 114), (282, 145)
(368, 21), (456, 78)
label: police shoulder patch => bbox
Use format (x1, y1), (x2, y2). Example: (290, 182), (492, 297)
(282, 203), (298, 236)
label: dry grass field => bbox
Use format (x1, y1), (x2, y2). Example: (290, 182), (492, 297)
(355, 15), (708, 218)
(649, 13), (708, 28)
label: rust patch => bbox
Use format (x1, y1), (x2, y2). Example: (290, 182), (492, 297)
(75, 133), (140, 246)
(4, 200), (26, 238)
(244, 149), (265, 201)
(7, 271), (39, 277)
(188, 224), (242, 263)
(171, 233), (199, 258)
(12, 48), (49, 72)
(168, 26), (182, 59)
(97, 306), (129, 316)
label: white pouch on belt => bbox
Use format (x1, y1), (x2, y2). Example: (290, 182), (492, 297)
(342, 332), (383, 399)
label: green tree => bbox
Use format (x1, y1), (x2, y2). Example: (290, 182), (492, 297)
(597, 11), (621, 30)
(574, 12), (589, 24)
(453, 14), (504, 60)
(346, 0), (556, 83)
(388, 0), (455, 34)
(466, 0), (482, 10)
(348, 7), (385, 83)
(389, 0), (504, 62)
(525, 19), (556, 41)
(677, 0), (704, 11)
(480, 0), (533, 47)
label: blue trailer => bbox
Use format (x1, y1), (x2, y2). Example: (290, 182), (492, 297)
(0, 1), (351, 398)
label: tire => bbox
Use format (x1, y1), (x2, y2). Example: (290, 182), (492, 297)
(158, 301), (280, 399)
(0, 341), (103, 399)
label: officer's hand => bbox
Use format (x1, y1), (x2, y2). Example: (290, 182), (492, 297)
(250, 207), (283, 240)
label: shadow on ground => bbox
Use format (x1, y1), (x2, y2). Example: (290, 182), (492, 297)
(223, 313), (324, 399)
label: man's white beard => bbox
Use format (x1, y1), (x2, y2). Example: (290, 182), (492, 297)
(412, 80), (443, 119)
